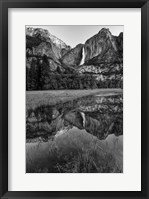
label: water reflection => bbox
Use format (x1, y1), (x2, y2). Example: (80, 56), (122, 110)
(26, 94), (123, 141)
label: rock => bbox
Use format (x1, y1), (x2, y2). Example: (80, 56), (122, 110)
(26, 35), (43, 49)
(26, 27), (71, 73)
(47, 59), (58, 71)
(26, 27), (70, 50)
(32, 42), (60, 61)
(61, 44), (83, 67)
(84, 28), (119, 62)
(77, 29), (123, 83)
(61, 48), (70, 57)
(26, 27), (123, 90)
(114, 32), (123, 57)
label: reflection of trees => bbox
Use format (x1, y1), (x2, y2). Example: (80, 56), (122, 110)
(26, 95), (123, 141)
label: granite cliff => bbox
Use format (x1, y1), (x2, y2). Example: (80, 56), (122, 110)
(26, 27), (123, 90)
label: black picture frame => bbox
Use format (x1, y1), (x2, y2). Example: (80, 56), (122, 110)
(0, 0), (148, 198)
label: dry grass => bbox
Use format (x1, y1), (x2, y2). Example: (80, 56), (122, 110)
(26, 89), (122, 110)
(26, 130), (122, 173)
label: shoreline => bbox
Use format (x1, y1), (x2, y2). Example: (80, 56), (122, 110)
(26, 88), (123, 110)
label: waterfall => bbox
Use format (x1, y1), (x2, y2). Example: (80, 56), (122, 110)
(80, 112), (86, 128)
(80, 47), (85, 65)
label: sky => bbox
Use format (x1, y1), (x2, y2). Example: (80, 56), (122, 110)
(27, 25), (123, 48)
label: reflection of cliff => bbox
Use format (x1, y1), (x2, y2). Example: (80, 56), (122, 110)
(64, 111), (122, 140)
(26, 95), (123, 141)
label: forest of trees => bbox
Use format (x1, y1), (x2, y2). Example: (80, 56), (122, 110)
(26, 55), (123, 91)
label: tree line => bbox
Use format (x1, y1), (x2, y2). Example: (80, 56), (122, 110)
(26, 55), (123, 91)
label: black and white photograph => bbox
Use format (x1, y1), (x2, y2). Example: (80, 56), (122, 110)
(26, 25), (123, 173)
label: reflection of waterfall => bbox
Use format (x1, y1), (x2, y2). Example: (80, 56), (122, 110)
(27, 94), (123, 141)
(80, 112), (86, 127)
(80, 47), (85, 65)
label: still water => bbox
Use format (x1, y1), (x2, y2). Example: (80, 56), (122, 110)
(26, 93), (123, 172)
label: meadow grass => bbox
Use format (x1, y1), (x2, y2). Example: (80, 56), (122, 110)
(26, 89), (122, 110)
(26, 130), (122, 173)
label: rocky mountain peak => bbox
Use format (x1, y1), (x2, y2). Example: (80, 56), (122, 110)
(48, 32), (70, 50)
(26, 27), (49, 38)
(84, 28), (119, 62)
(26, 27), (70, 51)
(26, 27), (123, 91)
(98, 28), (110, 35)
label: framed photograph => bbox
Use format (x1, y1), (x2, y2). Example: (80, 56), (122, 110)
(0, 0), (148, 198)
